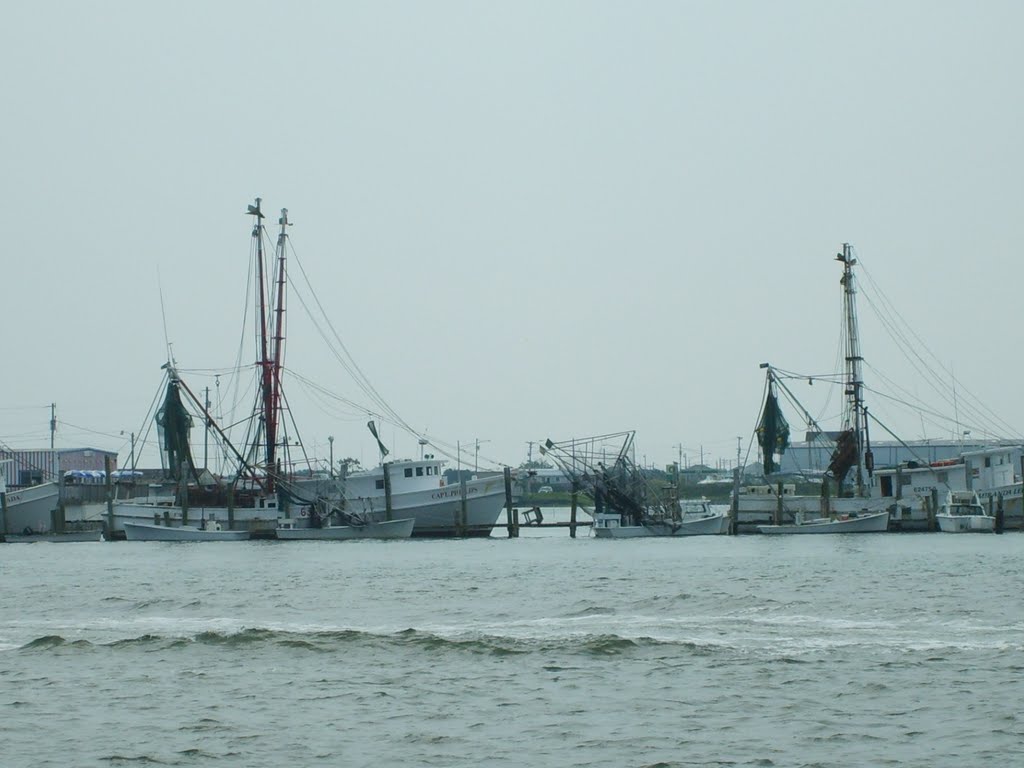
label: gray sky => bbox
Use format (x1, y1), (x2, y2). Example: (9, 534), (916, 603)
(3, 1), (1022, 473)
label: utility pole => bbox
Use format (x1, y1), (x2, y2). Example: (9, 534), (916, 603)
(50, 403), (56, 450)
(328, 436), (334, 478)
(526, 441), (535, 464)
(473, 438), (490, 472)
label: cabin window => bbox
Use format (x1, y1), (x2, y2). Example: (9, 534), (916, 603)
(435, 465), (440, 474)
(19, 470), (44, 486)
(375, 479), (385, 490)
(426, 466), (433, 476)
(404, 468), (413, 478)
(416, 467), (424, 477)
(984, 457), (992, 468)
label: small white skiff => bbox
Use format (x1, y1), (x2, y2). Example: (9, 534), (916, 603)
(123, 521), (250, 541)
(757, 510), (889, 534)
(275, 517), (414, 540)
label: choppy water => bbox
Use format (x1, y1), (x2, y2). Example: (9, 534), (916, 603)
(2, 525), (1022, 768)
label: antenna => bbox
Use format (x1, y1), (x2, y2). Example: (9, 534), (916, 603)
(157, 266), (174, 365)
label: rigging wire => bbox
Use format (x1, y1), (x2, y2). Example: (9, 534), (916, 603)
(856, 255), (1020, 439)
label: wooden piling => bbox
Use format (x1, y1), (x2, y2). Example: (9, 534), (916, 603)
(774, 481), (783, 526)
(56, 468), (67, 533)
(503, 467), (518, 538)
(0, 490), (8, 536)
(570, 480), (579, 538)
(383, 462), (393, 521)
(728, 467), (738, 535)
(927, 488), (938, 532)
(104, 455), (115, 535)
(179, 461), (189, 527)
(459, 473), (468, 537)
(996, 494), (1005, 534)
(227, 483), (235, 529)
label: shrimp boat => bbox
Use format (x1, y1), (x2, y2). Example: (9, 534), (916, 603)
(109, 201), (344, 538)
(540, 431), (726, 538)
(935, 490), (995, 533)
(113, 199), (503, 539)
(753, 245), (890, 535)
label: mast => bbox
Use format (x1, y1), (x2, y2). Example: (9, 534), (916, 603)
(248, 197), (276, 492)
(837, 243), (866, 497)
(270, 208), (290, 478)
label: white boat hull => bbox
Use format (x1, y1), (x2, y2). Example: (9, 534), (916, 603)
(108, 502), (279, 536)
(593, 524), (649, 539)
(346, 476), (508, 537)
(4, 530), (103, 543)
(758, 510), (890, 534)
(108, 475), (507, 538)
(123, 522), (250, 541)
(275, 517), (414, 540)
(1, 483), (60, 535)
(593, 512), (730, 538)
(936, 514), (995, 533)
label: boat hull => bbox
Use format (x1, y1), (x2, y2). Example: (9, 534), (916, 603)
(936, 514), (995, 533)
(346, 477), (508, 537)
(109, 475), (508, 538)
(123, 522), (250, 541)
(594, 513), (730, 538)
(1, 483), (60, 535)
(109, 502), (280, 537)
(758, 510), (890, 534)
(4, 530), (103, 543)
(275, 517), (414, 540)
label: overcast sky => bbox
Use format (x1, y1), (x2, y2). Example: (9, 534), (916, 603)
(3, 1), (1022, 473)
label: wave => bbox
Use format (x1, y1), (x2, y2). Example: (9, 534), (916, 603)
(11, 625), (727, 658)
(12, 613), (1023, 658)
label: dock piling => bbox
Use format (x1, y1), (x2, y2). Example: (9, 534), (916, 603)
(503, 467), (518, 538)
(104, 455), (115, 535)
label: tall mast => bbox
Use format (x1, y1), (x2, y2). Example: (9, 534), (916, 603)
(270, 208), (290, 478)
(837, 243), (865, 497)
(248, 197), (276, 492)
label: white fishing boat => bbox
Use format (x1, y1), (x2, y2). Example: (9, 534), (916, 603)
(275, 516), (414, 540)
(123, 519), (250, 541)
(0, 460), (61, 537)
(343, 458), (507, 537)
(757, 509), (889, 534)
(593, 499), (729, 538)
(936, 490), (994, 533)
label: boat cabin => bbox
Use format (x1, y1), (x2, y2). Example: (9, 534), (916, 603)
(345, 457), (449, 498)
(872, 446), (1020, 503)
